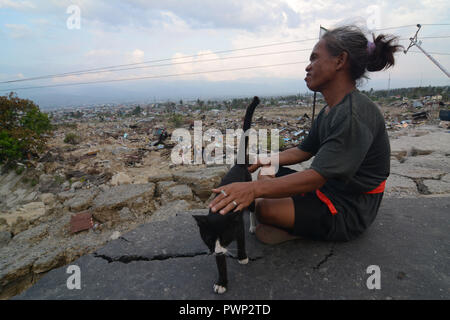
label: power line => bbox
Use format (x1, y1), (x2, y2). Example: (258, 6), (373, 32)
(0, 38), (319, 84)
(373, 24), (417, 31)
(1, 60), (309, 92)
(373, 23), (450, 31)
(0, 48), (313, 83)
(6, 23), (448, 84)
(418, 35), (450, 39)
(398, 35), (450, 41)
(409, 51), (450, 56)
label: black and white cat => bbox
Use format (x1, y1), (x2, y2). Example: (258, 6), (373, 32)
(193, 96), (259, 294)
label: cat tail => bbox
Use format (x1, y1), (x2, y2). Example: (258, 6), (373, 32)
(237, 96), (260, 167)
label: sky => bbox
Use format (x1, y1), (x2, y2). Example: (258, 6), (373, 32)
(0, 0), (449, 108)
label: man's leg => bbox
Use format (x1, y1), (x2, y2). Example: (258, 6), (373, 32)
(253, 166), (301, 244)
(255, 198), (295, 229)
(254, 198), (300, 244)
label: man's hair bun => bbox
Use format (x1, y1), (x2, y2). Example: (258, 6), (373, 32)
(367, 34), (403, 72)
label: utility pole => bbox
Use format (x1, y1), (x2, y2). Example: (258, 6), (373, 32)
(404, 24), (450, 78)
(387, 73), (391, 96)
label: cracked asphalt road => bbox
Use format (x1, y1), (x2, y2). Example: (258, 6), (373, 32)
(14, 197), (450, 299)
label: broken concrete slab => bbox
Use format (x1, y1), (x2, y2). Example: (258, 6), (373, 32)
(110, 172), (132, 186)
(422, 180), (450, 194)
(172, 166), (229, 201)
(401, 153), (450, 172)
(442, 174), (450, 183)
(0, 249), (42, 299)
(148, 200), (192, 223)
(161, 184), (193, 204)
(390, 163), (446, 180)
(13, 197), (450, 300)
(95, 211), (264, 264)
(118, 207), (134, 221)
(56, 190), (76, 202)
(384, 174), (419, 197)
(40, 193), (56, 206)
(148, 173), (173, 183)
(92, 183), (155, 212)
(0, 171), (24, 198)
(390, 131), (450, 156)
(94, 212), (209, 263)
(0, 202), (46, 227)
(10, 223), (49, 245)
(0, 220), (120, 300)
(32, 245), (67, 274)
(0, 230), (12, 247)
(155, 181), (177, 197)
(64, 188), (99, 212)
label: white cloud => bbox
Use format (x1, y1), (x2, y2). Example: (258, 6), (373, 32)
(0, 0), (35, 9)
(85, 49), (114, 57)
(4, 24), (32, 39)
(127, 49), (145, 64)
(50, 0), (302, 31)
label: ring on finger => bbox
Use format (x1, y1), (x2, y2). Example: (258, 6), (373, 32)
(221, 190), (227, 197)
(232, 200), (238, 207)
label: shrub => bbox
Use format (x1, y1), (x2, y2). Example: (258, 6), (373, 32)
(64, 132), (81, 145)
(15, 166), (25, 175)
(169, 113), (184, 127)
(0, 92), (52, 168)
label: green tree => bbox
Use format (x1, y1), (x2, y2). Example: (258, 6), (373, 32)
(0, 92), (52, 169)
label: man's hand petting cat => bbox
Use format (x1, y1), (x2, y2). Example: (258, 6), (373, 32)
(210, 182), (256, 215)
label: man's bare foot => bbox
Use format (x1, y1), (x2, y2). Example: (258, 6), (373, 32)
(255, 224), (301, 245)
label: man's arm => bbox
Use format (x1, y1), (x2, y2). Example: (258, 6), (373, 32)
(253, 169), (326, 199)
(278, 147), (313, 166)
(249, 147), (313, 172)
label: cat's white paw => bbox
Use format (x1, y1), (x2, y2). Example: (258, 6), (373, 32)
(213, 284), (227, 294)
(238, 257), (249, 265)
(249, 225), (256, 234)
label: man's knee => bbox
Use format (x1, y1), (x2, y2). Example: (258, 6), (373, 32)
(255, 197), (295, 229)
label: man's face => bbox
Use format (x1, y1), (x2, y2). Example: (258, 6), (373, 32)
(304, 39), (338, 92)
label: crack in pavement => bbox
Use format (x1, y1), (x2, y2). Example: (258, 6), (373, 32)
(313, 245), (335, 270)
(93, 251), (209, 263)
(412, 178), (432, 195)
(118, 236), (131, 243)
(93, 251), (263, 264)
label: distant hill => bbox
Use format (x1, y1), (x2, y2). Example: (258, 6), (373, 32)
(361, 85), (449, 101)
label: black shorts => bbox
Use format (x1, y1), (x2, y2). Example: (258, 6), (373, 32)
(275, 166), (334, 241)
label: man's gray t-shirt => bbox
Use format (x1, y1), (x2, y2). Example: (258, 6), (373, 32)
(298, 90), (390, 240)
